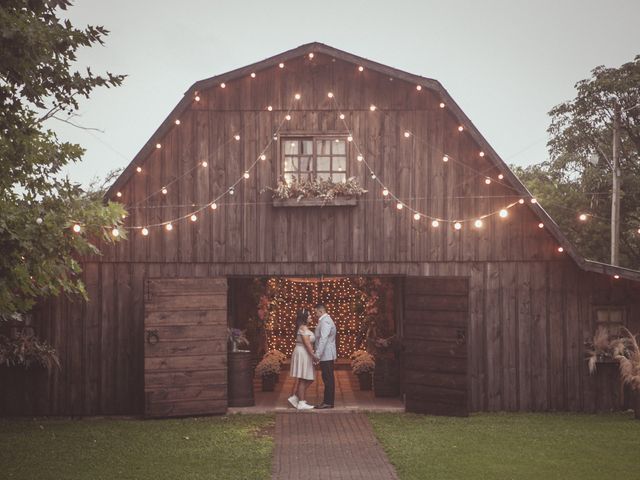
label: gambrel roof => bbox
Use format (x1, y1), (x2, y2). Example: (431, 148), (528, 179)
(106, 42), (640, 281)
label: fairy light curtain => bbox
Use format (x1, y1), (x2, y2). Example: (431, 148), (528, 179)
(265, 277), (368, 357)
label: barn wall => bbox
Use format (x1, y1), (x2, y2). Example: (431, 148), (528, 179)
(101, 54), (560, 265)
(4, 260), (638, 416)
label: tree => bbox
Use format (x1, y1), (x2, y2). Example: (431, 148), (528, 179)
(518, 55), (640, 269)
(0, 0), (127, 320)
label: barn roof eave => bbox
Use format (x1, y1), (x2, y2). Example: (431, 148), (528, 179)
(103, 41), (640, 282)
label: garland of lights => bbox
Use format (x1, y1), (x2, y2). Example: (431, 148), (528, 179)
(65, 52), (639, 269)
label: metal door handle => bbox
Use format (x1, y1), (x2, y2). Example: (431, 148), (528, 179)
(146, 329), (160, 345)
(456, 329), (466, 345)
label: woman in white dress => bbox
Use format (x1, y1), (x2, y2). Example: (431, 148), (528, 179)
(288, 309), (318, 410)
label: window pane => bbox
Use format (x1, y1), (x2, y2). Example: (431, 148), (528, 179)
(317, 140), (332, 155)
(316, 172), (331, 182)
(332, 156), (346, 172)
(331, 173), (347, 183)
(284, 140), (298, 154)
(301, 140), (313, 155)
(299, 156), (312, 173)
(284, 157), (298, 171)
(317, 156), (330, 171)
(333, 140), (346, 154)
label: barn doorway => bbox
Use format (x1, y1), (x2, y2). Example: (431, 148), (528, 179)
(227, 276), (404, 412)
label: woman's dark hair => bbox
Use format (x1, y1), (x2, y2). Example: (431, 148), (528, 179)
(295, 308), (310, 333)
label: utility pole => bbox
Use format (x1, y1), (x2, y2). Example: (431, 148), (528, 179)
(611, 102), (621, 266)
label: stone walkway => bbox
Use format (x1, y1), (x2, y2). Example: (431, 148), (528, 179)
(272, 412), (399, 480)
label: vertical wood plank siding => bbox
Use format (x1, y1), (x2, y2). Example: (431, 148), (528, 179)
(3, 54), (639, 416)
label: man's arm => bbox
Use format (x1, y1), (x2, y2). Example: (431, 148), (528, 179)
(315, 318), (329, 360)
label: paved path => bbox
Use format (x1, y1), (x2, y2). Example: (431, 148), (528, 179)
(272, 412), (398, 480)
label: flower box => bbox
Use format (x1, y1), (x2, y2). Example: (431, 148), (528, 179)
(272, 197), (358, 208)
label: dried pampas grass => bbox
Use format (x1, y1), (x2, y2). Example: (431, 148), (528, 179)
(614, 328), (640, 391)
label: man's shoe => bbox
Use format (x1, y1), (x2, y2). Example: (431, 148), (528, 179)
(287, 395), (299, 408)
(315, 403), (334, 409)
(297, 401), (314, 410)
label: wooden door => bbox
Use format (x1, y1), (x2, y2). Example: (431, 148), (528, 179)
(402, 277), (469, 416)
(144, 278), (228, 418)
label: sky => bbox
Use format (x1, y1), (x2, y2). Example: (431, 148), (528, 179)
(55, 0), (640, 186)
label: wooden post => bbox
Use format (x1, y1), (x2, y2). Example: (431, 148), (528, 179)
(611, 102), (621, 266)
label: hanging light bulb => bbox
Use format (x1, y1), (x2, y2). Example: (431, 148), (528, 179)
(498, 174), (504, 180)
(116, 191), (122, 198)
(234, 134), (241, 141)
(538, 223), (544, 228)
(458, 126), (464, 132)
(431, 220), (440, 228)
(474, 219), (483, 228)
(413, 213), (421, 221)
(244, 171), (250, 179)
(165, 223), (173, 231)
(156, 143), (162, 149)
(347, 135), (353, 142)
(285, 114), (291, 121)
(614, 274), (620, 279)
(211, 202), (218, 210)
(260, 154), (266, 161)
(485, 178), (491, 185)
(396, 203), (403, 210)
(141, 227), (149, 236)
(294, 93), (301, 100)
(161, 187), (168, 195)
(416, 85), (422, 91)
(439, 102), (445, 108)
(136, 166), (142, 173)
(442, 155), (449, 162)
(382, 188), (389, 196)
(194, 95), (200, 102)
(220, 83), (226, 88)
(357, 154), (363, 162)
(531, 198), (537, 204)
(250, 72), (256, 78)
(370, 172), (376, 179)
(327, 92), (334, 98)
(279, 62), (285, 68)
(229, 187), (235, 195)
(479, 151), (485, 157)
(518, 198), (525, 204)
(404, 131), (411, 138)
(111, 227), (120, 237)
(358, 66), (364, 72)
(339, 113), (345, 120)
(202, 161), (208, 167)
(499, 209), (508, 218)
(308, 52), (314, 59)
(454, 222), (462, 230)
(267, 105), (273, 111)
(72, 224), (81, 233)
(190, 214), (197, 222)
(369, 105), (376, 111)
(557, 247), (564, 253)
(579, 213), (588, 221)
(175, 119), (181, 125)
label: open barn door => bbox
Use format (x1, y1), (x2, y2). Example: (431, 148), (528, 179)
(402, 277), (469, 416)
(144, 278), (228, 418)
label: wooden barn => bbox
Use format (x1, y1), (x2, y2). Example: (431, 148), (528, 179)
(3, 42), (640, 418)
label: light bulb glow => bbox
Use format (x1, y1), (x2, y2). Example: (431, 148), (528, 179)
(396, 203), (403, 210)
(73, 224), (81, 233)
(116, 192), (122, 198)
(579, 213), (587, 221)
(165, 223), (173, 231)
(431, 220), (440, 227)
(339, 113), (345, 120)
(458, 126), (464, 132)
(531, 198), (537, 204)
(175, 119), (181, 125)
(260, 154), (266, 161)
(614, 275), (620, 279)
(229, 188), (235, 195)
(279, 62), (284, 68)
(557, 247), (564, 252)
(141, 227), (149, 236)
(370, 173), (376, 179)
(267, 105), (273, 111)
(211, 203), (218, 210)
(234, 134), (240, 141)
(479, 151), (485, 157)
(244, 171), (250, 179)
(294, 93), (301, 100)
(347, 135), (353, 142)
(416, 85), (422, 91)
(220, 83), (226, 88)
(308, 53), (314, 59)
(404, 131), (411, 138)
(190, 214), (197, 222)
(285, 114), (291, 121)
(358, 66), (364, 72)
(327, 92), (334, 98)
(202, 161), (208, 167)
(250, 72), (256, 78)
(538, 223), (544, 228)
(357, 154), (363, 162)
(161, 188), (168, 195)
(474, 219), (483, 228)
(369, 105), (376, 111)
(454, 222), (462, 230)
(111, 228), (120, 237)
(382, 188), (389, 196)
(156, 143), (161, 149)
(518, 198), (525, 204)
(499, 209), (508, 218)
(414, 213), (421, 220)
(498, 174), (504, 180)
(442, 155), (449, 162)
(194, 95), (200, 102)
(136, 166), (142, 173)
(485, 178), (491, 185)
(439, 102), (445, 108)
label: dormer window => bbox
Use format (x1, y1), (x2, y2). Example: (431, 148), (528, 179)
(282, 136), (348, 184)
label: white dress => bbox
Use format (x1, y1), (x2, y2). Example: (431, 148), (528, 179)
(289, 328), (316, 381)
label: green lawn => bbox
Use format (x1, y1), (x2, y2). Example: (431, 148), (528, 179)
(0, 414), (274, 480)
(369, 412), (640, 480)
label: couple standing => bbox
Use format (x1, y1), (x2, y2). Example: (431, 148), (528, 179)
(288, 303), (336, 411)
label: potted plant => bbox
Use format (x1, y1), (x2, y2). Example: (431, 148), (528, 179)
(612, 328), (640, 420)
(264, 177), (367, 207)
(255, 355), (281, 391)
(351, 350), (375, 390)
(0, 332), (60, 370)
(228, 328), (249, 352)
(263, 349), (286, 383)
(586, 326), (618, 373)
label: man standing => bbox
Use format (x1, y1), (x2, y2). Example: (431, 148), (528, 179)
(314, 303), (336, 409)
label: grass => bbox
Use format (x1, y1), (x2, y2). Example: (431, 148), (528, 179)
(0, 414), (274, 480)
(368, 412), (640, 480)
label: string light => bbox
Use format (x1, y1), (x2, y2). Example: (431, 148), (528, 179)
(194, 95), (200, 102)
(327, 92), (334, 98)
(72, 224), (81, 233)
(579, 213), (588, 221)
(202, 161), (208, 167)
(498, 174), (504, 180)
(347, 135), (353, 142)
(175, 119), (181, 125)
(357, 154), (363, 162)
(267, 105), (273, 111)
(413, 213), (421, 220)
(229, 187), (235, 195)
(485, 178), (491, 185)
(614, 275), (620, 279)
(308, 52), (314, 59)
(250, 72), (256, 78)
(474, 219), (483, 228)
(111, 228), (120, 237)
(458, 126), (464, 132)
(432, 220), (440, 227)
(499, 209), (508, 218)
(116, 192), (122, 198)
(439, 102), (445, 108)
(403, 131), (411, 138)
(518, 199), (525, 204)
(234, 134), (241, 141)
(220, 83), (226, 88)
(279, 62), (284, 68)
(443, 155), (449, 162)
(479, 151), (485, 157)
(557, 247), (564, 252)
(141, 227), (149, 236)
(454, 222), (462, 230)
(156, 143), (161, 149)
(340, 113), (345, 120)
(396, 203), (403, 210)
(369, 105), (376, 111)
(165, 223), (173, 231)
(416, 85), (422, 91)
(260, 154), (266, 161)
(538, 223), (544, 228)
(161, 188), (168, 195)
(211, 202), (218, 210)
(244, 171), (250, 179)
(190, 214), (197, 222)
(294, 93), (301, 100)
(285, 114), (291, 121)
(531, 198), (537, 204)
(370, 172), (376, 179)
(382, 188), (389, 196)
(358, 66), (364, 72)
(136, 166), (142, 173)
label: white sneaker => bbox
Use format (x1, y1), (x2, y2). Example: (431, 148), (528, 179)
(297, 401), (314, 410)
(287, 395), (299, 408)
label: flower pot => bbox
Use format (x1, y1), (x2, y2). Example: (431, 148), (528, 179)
(357, 373), (372, 390)
(262, 373), (278, 392)
(374, 357), (400, 397)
